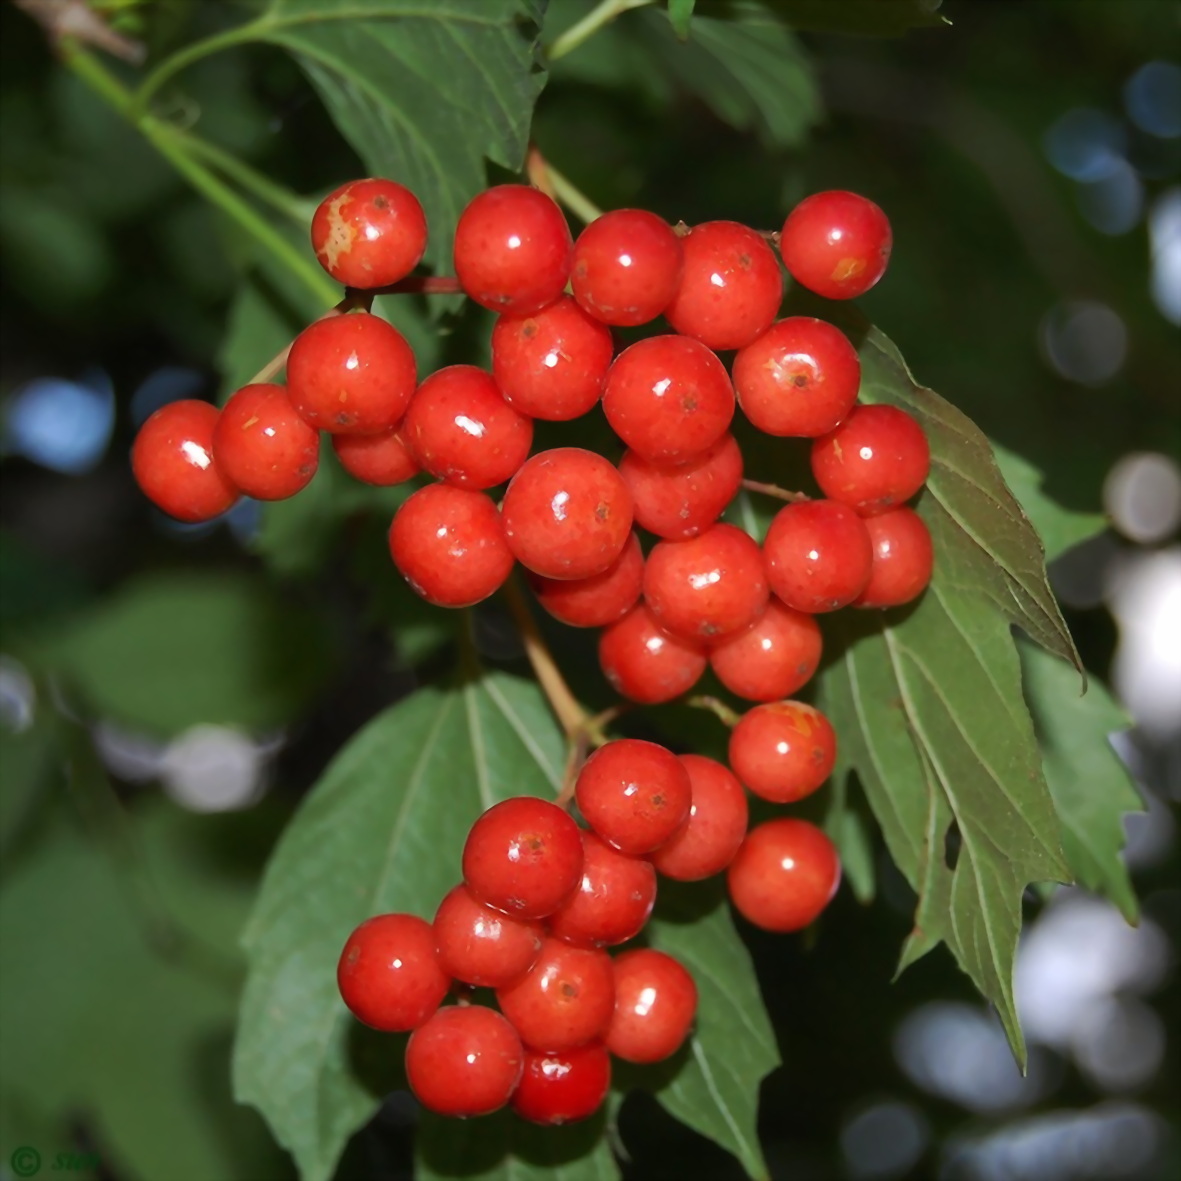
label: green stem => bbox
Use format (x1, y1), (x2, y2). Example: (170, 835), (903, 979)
(179, 134), (313, 226)
(133, 20), (265, 116)
(548, 0), (654, 61)
(544, 161), (604, 224)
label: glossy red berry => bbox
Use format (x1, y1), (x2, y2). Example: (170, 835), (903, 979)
(727, 818), (841, 932)
(389, 484), (513, 608)
(650, 754), (748, 881)
(548, 831), (657, 947)
(405, 1005), (524, 1117)
(763, 499), (873, 613)
(212, 382), (319, 500)
(132, 400), (239, 522)
(575, 739), (692, 856)
(733, 317), (861, 438)
(643, 523), (769, 643)
(311, 178), (427, 288)
(529, 532), (643, 628)
(453, 185), (572, 314)
(332, 428), (419, 486)
(606, 949), (697, 1064)
(779, 191), (892, 301)
(501, 448), (633, 580)
(570, 209), (684, 326)
(511, 1043), (611, 1126)
(337, 913), (450, 1032)
(598, 603), (707, 704)
(603, 335), (735, 465)
(286, 312), (416, 435)
(496, 937), (615, 1051)
(728, 701), (837, 804)
(620, 433), (743, 540)
(433, 884), (544, 989)
(402, 365), (532, 489)
(811, 404), (930, 515)
(491, 295), (614, 421)
(462, 797), (584, 920)
(708, 600), (822, 703)
(665, 221), (782, 351)
(853, 507), (934, 609)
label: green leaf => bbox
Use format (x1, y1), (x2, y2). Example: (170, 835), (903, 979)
(667, 0), (696, 39)
(0, 705), (60, 862)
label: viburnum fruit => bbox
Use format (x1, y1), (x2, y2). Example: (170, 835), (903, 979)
(332, 428), (419, 486)
(728, 700), (837, 804)
(598, 603), (707, 704)
(727, 818), (842, 932)
(528, 532), (644, 628)
(650, 754), (749, 882)
(606, 949), (698, 1064)
(763, 499), (873, 613)
(433, 884), (544, 989)
(708, 599), (823, 703)
(548, 830), (657, 947)
(212, 382), (319, 501)
(511, 1044), (612, 1126)
(779, 190), (892, 301)
(853, 507), (934, 608)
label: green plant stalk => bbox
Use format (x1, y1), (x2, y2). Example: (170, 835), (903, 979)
(548, 0), (655, 61)
(544, 160), (605, 224)
(179, 134), (314, 227)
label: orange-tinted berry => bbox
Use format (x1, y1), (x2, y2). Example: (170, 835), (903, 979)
(728, 701), (837, 804)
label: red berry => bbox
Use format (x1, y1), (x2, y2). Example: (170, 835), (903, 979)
(286, 312), (416, 435)
(389, 484), (513, 608)
(574, 739), (692, 856)
(665, 221), (783, 351)
(810, 404), (930, 515)
(643, 523), (769, 643)
(132, 400), (239, 522)
(405, 1005), (524, 1117)
(728, 701), (836, 804)
(598, 603), (707, 704)
(733, 317), (861, 438)
(853, 507), (934, 609)
(453, 185), (572, 314)
(402, 365), (532, 489)
(337, 913), (450, 1032)
(570, 209), (683, 326)
(462, 797), (584, 920)
(620, 433), (743, 540)
(708, 600), (822, 703)
(606, 949), (697, 1064)
(529, 532), (644, 628)
(650, 754), (748, 882)
(491, 295), (614, 421)
(433, 884), (544, 989)
(602, 335), (735, 465)
(548, 830), (657, 947)
(211, 382), (319, 501)
(779, 190), (892, 301)
(727, 818), (841, 932)
(311, 178), (427, 288)
(763, 499), (873, 613)
(511, 1043), (611, 1126)
(501, 448), (633, 580)
(332, 427), (419, 486)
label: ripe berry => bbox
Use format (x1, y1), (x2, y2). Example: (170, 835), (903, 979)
(810, 404), (930, 515)
(853, 507), (934, 609)
(337, 913), (450, 1032)
(606, 949), (697, 1064)
(529, 532), (644, 628)
(728, 701), (837, 804)
(496, 937), (615, 1051)
(727, 818), (841, 932)
(779, 190), (892, 301)
(570, 208), (683, 326)
(132, 400), (239, 522)
(598, 604), (707, 704)
(733, 317), (861, 438)
(763, 499), (873, 613)
(212, 382), (319, 501)
(642, 523), (769, 643)
(453, 185), (572, 314)
(511, 1044), (612, 1126)
(575, 739), (692, 856)
(650, 754), (748, 881)
(501, 448), (633, 580)
(389, 484), (513, 608)
(708, 600), (822, 703)
(405, 1005), (524, 1117)
(462, 797), (584, 920)
(491, 295), (614, 421)
(620, 433), (743, 540)
(548, 831), (657, 947)
(332, 428), (419, 486)
(603, 335), (735, 465)
(665, 221), (783, 351)
(402, 365), (532, 489)
(311, 178), (427, 288)
(286, 312), (416, 434)
(433, 884), (544, 989)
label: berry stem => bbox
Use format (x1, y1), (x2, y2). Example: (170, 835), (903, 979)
(687, 695), (742, 728)
(369, 276), (465, 295)
(547, 0), (655, 62)
(526, 146), (604, 225)
(741, 478), (811, 504)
